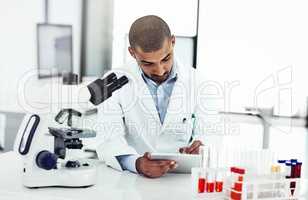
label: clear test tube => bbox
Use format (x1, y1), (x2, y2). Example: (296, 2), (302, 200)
(277, 160), (286, 177)
(199, 145), (209, 168)
(284, 162), (292, 196)
(271, 164), (280, 179)
(285, 162), (292, 178)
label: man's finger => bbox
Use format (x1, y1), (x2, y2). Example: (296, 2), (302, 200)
(190, 148), (200, 154)
(179, 147), (189, 154)
(191, 141), (203, 149)
(187, 141), (203, 154)
(151, 160), (176, 167)
(170, 162), (178, 170)
(161, 164), (171, 173)
(153, 160), (172, 166)
(144, 152), (151, 160)
(187, 145), (200, 154)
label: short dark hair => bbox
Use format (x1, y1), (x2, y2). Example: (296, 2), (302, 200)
(128, 15), (171, 52)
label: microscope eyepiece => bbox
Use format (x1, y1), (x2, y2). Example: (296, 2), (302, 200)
(87, 74), (129, 105)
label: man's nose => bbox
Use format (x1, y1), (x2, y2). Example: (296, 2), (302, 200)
(154, 64), (165, 76)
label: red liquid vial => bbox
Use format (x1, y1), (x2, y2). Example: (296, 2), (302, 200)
(198, 178), (205, 193)
(206, 182), (214, 193)
(215, 181), (223, 192)
(231, 191), (242, 200)
(206, 171), (215, 193)
(234, 182), (243, 192)
(215, 171), (224, 193)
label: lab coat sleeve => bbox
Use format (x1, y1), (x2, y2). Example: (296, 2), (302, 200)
(95, 89), (138, 171)
(116, 154), (139, 173)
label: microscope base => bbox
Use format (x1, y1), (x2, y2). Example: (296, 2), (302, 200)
(22, 160), (97, 188)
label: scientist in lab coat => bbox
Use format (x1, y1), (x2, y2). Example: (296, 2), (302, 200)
(96, 15), (205, 178)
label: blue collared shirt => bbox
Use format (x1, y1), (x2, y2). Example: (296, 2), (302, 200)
(116, 62), (178, 173)
(140, 64), (178, 123)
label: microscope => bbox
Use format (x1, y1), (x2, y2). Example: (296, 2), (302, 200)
(16, 72), (128, 188)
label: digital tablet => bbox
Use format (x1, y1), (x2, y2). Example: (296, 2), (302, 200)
(150, 153), (201, 174)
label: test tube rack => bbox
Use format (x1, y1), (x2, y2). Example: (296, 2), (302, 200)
(224, 174), (306, 200)
(192, 171), (306, 200)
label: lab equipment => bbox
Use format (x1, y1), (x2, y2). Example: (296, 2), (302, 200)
(150, 153), (201, 173)
(16, 72), (128, 188)
(285, 162), (292, 178)
(215, 171), (224, 192)
(191, 147), (306, 199)
(198, 170), (206, 193)
(200, 145), (210, 168)
(191, 167), (226, 198)
(277, 160), (286, 176)
(206, 171), (215, 193)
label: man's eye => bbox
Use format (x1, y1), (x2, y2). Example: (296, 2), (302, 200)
(162, 57), (170, 62)
(143, 63), (153, 67)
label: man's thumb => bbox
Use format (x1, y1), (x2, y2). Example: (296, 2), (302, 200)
(144, 152), (151, 160)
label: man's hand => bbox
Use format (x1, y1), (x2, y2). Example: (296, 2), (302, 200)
(179, 140), (203, 154)
(136, 152), (177, 178)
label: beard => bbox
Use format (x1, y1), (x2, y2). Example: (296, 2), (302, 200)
(149, 71), (170, 84)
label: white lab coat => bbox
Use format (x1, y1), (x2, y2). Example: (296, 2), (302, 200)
(95, 59), (207, 171)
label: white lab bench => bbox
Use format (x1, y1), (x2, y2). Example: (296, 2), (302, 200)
(0, 152), (193, 200)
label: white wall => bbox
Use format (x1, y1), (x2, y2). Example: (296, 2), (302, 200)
(197, 0), (308, 115)
(0, 0), (82, 113)
(0, 0), (43, 112)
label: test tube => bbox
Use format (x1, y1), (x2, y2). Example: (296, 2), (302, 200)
(295, 162), (302, 178)
(277, 160), (286, 177)
(215, 171), (224, 192)
(191, 168), (205, 195)
(198, 170), (206, 193)
(200, 145), (209, 168)
(271, 164), (280, 179)
(206, 171), (215, 193)
(290, 162), (297, 195)
(292, 162), (302, 197)
(285, 161), (292, 178)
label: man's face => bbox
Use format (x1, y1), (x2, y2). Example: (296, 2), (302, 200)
(129, 36), (175, 84)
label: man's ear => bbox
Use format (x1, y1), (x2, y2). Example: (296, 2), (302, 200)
(171, 35), (176, 47)
(128, 47), (136, 58)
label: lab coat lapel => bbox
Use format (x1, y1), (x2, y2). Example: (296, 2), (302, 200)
(161, 61), (191, 133)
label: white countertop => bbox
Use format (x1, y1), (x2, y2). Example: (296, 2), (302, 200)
(0, 152), (195, 200)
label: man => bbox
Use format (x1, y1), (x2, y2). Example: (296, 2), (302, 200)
(96, 15), (204, 178)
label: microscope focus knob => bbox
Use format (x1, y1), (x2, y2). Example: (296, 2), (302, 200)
(36, 150), (57, 170)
